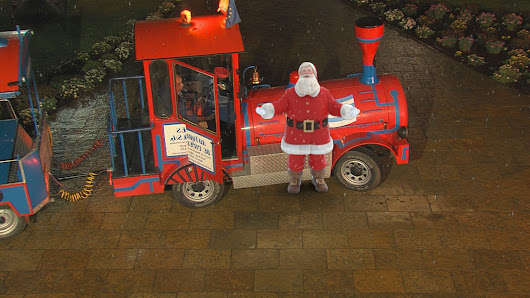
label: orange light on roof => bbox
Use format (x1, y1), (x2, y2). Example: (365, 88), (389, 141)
(181, 10), (192, 25)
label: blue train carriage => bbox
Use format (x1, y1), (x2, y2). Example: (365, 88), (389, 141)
(0, 28), (53, 240)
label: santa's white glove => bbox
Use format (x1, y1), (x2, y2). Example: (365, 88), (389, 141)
(255, 103), (275, 119)
(340, 104), (360, 120)
(256, 107), (266, 116)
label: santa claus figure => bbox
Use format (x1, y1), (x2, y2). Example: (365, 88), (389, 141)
(256, 62), (360, 194)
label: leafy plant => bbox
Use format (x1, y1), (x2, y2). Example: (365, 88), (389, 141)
(146, 11), (163, 20)
(476, 12), (496, 28)
(369, 2), (386, 14)
(450, 19), (467, 31)
(458, 36), (475, 52)
(426, 3), (450, 21)
(510, 29), (530, 49)
(398, 17), (417, 30)
(415, 25), (435, 39)
(158, 1), (176, 15)
(102, 59), (123, 74)
(507, 52), (530, 69)
(466, 54), (486, 66)
(492, 64), (521, 83)
(436, 35), (457, 47)
(40, 96), (57, 115)
(83, 67), (107, 89)
(484, 40), (505, 54)
(81, 60), (103, 74)
(115, 41), (133, 61)
(103, 35), (122, 47)
(90, 41), (112, 58)
(502, 13), (523, 32)
(352, 0), (370, 5)
(384, 9), (405, 22)
(402, 4), (418, 16)
(417, 15), (435, 27)
(457, 9), (474, 24)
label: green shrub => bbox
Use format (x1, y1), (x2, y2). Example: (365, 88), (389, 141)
(398, 17), (417, 30)
(369, 2), (386, 14)
(458, 36), (475, 52)
(426, 3), (450, 21)
(457, 9), (474, 24)
(502, 13), (523, 32)
(90, 41), (112, 58)
(492, 64), (521, 83)
(437, 35), (458, 47)
(402, 4), (418, 17)
(476, 12), (496, 28)
(104, 35), (122, 47)
(115, 41), (133, 61)
(508, 53), (530, 69)
(484, 40), (505, 54)
(466, 54), (486, 66)
(40, 96), (57, 115)
(102, 59), (123, 74)
(415, 25), (435, 39)
(81, 60), (103, 74)
(83, 67), (107, 89)
(158, 1), (176, 15)
(384, 9), (405, 22)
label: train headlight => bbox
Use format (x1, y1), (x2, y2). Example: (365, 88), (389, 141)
(397, 126), (408, 139)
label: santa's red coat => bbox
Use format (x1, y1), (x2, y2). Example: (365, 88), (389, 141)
(272, 86), (344, 155)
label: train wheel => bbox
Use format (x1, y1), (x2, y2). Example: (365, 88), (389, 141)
(0, 206), (27, 240)
(172, 180), (225, 208)
(333, 149), (382, 191)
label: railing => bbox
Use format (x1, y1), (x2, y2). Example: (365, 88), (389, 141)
(0, 158), (23, 185)
(108, 122), (154, 177)
(107, 76), (153, 177)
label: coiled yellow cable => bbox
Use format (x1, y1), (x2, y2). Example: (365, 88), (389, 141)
(58, 172), (98, 202)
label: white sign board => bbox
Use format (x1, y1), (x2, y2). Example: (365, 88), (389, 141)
(164, 123), (188, 157)
(186, 130), (215, 173)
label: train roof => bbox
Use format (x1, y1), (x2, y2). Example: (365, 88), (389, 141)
(0, 29), (30, 95)
(134, 14), (245, 61)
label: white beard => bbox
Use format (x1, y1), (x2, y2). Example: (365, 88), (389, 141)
(294, 75), (320, 97)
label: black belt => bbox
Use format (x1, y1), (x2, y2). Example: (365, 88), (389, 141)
(286, 117), (328, 132)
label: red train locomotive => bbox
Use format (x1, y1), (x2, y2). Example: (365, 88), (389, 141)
(106, 11), (409, 208)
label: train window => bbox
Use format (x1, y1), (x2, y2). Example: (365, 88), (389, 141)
(149, 60), (173, 119)
(175, 64), (217, 134)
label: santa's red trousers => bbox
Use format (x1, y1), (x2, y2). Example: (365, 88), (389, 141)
(288, 154), (326, 172)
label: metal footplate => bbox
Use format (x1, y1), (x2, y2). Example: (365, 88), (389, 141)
(231, 143), (332, 189)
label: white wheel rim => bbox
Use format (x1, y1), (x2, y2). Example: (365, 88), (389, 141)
(0, 209), (19, 237)
(182, 181), (215, 203)
(341, 159), (372, 186)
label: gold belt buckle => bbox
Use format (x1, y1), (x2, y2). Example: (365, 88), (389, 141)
(303, 119), (314, 132)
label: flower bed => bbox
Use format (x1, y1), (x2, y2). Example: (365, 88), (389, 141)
(12, 1), (180, 122)
(345, 0), (530, 94)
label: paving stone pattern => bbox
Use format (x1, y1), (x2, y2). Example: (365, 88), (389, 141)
(0, 0), (529, 296)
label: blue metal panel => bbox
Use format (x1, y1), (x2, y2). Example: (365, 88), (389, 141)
(0, 119), (18, 184)
(21, 150), (47, 210)
(0, 184), (30, 215)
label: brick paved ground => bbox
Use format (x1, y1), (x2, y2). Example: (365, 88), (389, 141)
(1, 0), (529, 296)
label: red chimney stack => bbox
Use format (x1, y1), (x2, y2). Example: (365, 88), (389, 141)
(354, 17), (384, 85)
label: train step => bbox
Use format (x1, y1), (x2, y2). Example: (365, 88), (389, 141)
(231, 143), (331, 189)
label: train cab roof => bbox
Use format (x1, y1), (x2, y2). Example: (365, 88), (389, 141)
(134, 14), (245, 61)
(0, 29), (31, 95)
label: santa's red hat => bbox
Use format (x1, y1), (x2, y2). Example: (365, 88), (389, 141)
(298, 62), (317, 78)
